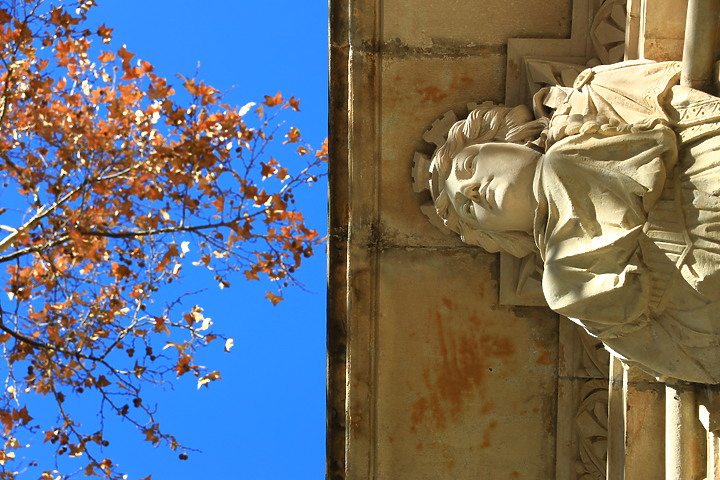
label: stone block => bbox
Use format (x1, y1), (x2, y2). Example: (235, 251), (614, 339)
(374, 248), (559, 479)
(640, 0), (687, 60)
(378, 55), (506, 248)
(382, 0), (573, 49)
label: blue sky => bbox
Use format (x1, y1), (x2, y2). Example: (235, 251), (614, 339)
(76, 2), (329, 479)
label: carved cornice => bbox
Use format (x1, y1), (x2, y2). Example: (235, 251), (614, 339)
(505, 0), (627, 106)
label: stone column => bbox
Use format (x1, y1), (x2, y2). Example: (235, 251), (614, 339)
(606, 357), (665, 480)
(680, 0), (720, 92)
(665, 381), (706, 480)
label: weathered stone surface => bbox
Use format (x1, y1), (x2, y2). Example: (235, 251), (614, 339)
(420, 59), (720, 385)
(375, 248), (558, 479)
(325, 0), (680, 479)
(382, 0), (572, 49)
(379, 55), (505, 248)
(641, 0), (687, 60)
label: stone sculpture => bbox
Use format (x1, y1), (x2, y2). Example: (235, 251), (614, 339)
(421, 59), (720, 384)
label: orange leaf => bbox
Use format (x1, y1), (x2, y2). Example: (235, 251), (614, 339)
(288, 96), (301, 111)
(97, 25), (113, 43)
(265, 291), (283, 305)
(316, 137), (329, 161)
(283, 126), (301, 144)
(118, 45), (134, 63)
(183, 79), (198, 95)
(140, 60), (154, 74)
(98, 51), (115, 63)
(197, 371), (222, 389)
(260, 162), (277, 179)
(262, 92), (283, 107)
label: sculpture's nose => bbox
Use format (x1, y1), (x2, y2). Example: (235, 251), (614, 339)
(465, 183), (483, 203)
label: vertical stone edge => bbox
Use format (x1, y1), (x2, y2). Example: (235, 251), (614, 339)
(328, 0), (350, 477)
(328, 0), (383, 478)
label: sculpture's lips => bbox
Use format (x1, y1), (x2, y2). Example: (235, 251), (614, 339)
(478, 182), (493, 209)
(486, 187), (494, 209)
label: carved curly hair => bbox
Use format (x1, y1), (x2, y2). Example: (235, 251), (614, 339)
(430, 104), (547, 257)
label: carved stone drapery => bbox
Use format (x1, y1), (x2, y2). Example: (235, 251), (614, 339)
(412, 0), (720, 478)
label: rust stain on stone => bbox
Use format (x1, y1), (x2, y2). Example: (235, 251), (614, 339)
(410, 312), (516, 432)
(534, 340), (553, 365)
(479, 420), (497, 448)
(417, 85), (448, 103)
(478, 333), (515, 358)
(511, 472), (521, 478)
(450, 75), (474, 91)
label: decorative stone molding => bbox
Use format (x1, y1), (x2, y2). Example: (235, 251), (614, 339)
(576, 382), (609, 480)
(505, 0), (627, 106)
(557, 319), (610, 480)
(589, 0), (627, 65)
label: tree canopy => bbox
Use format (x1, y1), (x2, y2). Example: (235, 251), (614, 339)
(0, 0), (326, 477)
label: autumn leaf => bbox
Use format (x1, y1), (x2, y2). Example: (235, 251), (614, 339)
(140, 60), (154, 74)
(118, 44), (134, 64)
(260, 160), (278, 179)
(197, 371), (221, 389)
(0, 450), (15, 465)
(284, 126), (301, 144)
(97, 25), (113, 43)
(153, 317), (170, 335)
(262, 91), (283, 107)
(98, 51), (115, 63)
(265, 291), (283, 305)
(183, 79), (198, 95)
(0, 2), (327, 476)
(142, 426), (160, 445)
(95, 376), (111, 388)
(288, 96), (301, 111)
(316, 137), (329, 160)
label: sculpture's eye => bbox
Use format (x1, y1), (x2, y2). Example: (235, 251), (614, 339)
(463, 201), (474, 217)
(463, 154), (476, 175)
(453, 152), (476, 180)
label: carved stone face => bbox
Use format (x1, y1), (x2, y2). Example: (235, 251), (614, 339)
(443, 143), (540, 234)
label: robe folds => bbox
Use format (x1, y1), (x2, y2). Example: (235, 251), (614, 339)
(535, 60), (720, 383)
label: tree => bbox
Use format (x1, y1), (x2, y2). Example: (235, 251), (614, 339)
(0, 0), (327, 477)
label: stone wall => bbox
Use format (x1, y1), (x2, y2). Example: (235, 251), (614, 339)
(329, 0), (572, 478)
